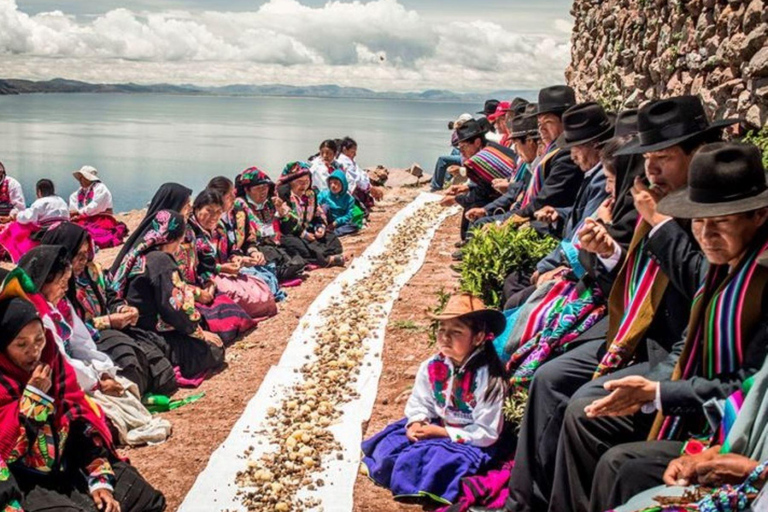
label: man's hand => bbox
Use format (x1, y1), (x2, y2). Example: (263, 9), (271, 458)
(492, 178), (509, 194)
(536, 266), (568, 286)
(631, 177), (670, 227)
(28, 363), (52, 394)
(446, 184), (469, 196)
(440, 195), (457, 207)
(99, 377), (124, 397)
(465, 207), (487, 222)
(91, 488), (120, 512)
(534, 206), (560, 225)
(663, 449), (720, 486)
(578, 218), (616, 258)
(584, 376), (658, 418)
(695, 454), (760, 487)
(447, 165), (462, 178)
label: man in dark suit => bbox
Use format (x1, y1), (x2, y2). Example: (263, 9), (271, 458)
(481, 96), (737, 512)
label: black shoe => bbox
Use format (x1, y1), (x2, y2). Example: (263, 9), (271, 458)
(451, 250), (464, 261)
(454, 239), (467, 248)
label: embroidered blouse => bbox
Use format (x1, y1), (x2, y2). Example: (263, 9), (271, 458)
(68, 182), (113, 217)
(280, 190), (327, 238)
(0, 455), (22, 511)
(8, 385), (115, 493)
(309, 158), (341, 194)
(404, 351), (504, 448)
(15, 196), (69, 225)
(188, 216), (219, 285)
(74, 262), (130, 332)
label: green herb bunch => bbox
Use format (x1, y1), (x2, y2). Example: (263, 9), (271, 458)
(459, 224), (558, 308)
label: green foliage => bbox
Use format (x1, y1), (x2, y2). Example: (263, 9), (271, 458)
(392, 320), (422, 331)
(502, 387), (529, 431)
(459, 225), (558, 309)
(743, 127), (768, 169)
(427, 287), (452, 346)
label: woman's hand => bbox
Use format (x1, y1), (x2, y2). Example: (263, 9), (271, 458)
(246, 251), (267, 266)
(273, 197), (291, 217)
(412, 424), (449, 441)
(99, 377), (124, 397)
(92, 488), (120, 512)
(406, 421), (427, 442)
(28, 363), (52, 394)
(203, 331), (224, 348)
(314, 226), (326, 239)
(196, 287), (214, 305)
(219, 262), (241, 275)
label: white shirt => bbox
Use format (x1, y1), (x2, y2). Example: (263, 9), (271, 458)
(42, 299), (118, 393)
(405, 351), (504, 447)
(15, 196), (70, 225)
(69, 181), (113, 216)
(1, 176), (26, 214)
(310, 158), (333, 193)
(337, 153), (371, 193)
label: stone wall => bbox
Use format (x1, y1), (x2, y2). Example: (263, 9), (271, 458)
(566, 0), (768, 128)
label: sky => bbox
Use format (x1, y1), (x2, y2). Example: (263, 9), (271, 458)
(1, 0), (573, 93)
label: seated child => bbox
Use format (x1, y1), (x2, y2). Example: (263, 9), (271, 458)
(361, 293), (507, 504)
(0, 179), (69, 262)
(317, 169), (364, 237)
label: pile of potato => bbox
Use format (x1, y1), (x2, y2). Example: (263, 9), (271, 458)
(234, 202), (445, 511)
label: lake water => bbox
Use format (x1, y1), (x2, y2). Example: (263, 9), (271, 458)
(0, 93), (486, 212)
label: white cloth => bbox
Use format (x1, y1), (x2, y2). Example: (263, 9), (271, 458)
(42, 299), (118, 392)
(92, 376), (172, 446)
(310, 159), (334, 193)
(69, 181), (113, 216)
(15, 196), (69, 225)
(337, 153), (371, 193)
(485, 131), (503, 143)
(2, 176), (26, 214)
(405, 350), (503, 447)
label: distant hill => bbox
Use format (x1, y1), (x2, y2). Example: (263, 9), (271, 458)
(0, 78), (535, 103)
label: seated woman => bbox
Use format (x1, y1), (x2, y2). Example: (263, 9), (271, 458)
(0, 293), (166, 511)
(278, 162), (347, 268)
(0, 161), (26, 228)
(188, 189), (277, 322)
(69, 166), (129, 249)
(317, 169), (365, 237)
(115, 183), (256, 346)
(109, 209), (225, 379)
(309, 139), (343, 194)
(0, 179), (69, 263)
(41, 222), (178, 397)
(216, 171), (306, 282)
(337, 136), (384, 210)
(361, 294), (508, 505)
(19, 246), (172, 446)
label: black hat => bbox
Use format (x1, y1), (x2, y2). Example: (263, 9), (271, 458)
(506, 97), (530, 115)
(614, 109), (639, 138)
(527, 85), (576, 117)
(616, 96), (740, 156)
(455, 119), (489, 143)
(657, 142), (768, 218)
(477, 99), (500, 116)
(509, 115), (540, 140)
(560, 102), (614, 150)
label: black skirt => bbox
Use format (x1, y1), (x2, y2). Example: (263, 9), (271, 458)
(160, 330), (225, 379)
(259, 243), (306, 281)
(280, 232), (343, 267)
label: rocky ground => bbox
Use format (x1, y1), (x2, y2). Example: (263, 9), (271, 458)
(79, 169), (463, 511)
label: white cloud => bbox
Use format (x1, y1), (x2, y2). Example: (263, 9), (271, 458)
(0, 0), (571, 92)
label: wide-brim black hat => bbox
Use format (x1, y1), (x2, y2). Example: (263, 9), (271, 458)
(477, 99), (500, 116)
(658, 142), (768, 218)
(508, 114), (540, 139)
(526, 85), (577, 118)
(455, 118), (489, 143)
(616, 96), (740, 156)
(560, 102), (615, 150)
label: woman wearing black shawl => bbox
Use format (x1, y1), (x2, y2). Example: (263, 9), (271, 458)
(42, 223), (178, 397)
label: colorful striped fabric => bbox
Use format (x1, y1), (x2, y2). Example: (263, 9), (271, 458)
(656, 238), (768, 441)
(518, 143), (557, 210)
(464, 145), (516, 186)
(593, 236), (662, 378)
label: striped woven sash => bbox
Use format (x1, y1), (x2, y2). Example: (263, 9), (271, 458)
(593, 221), (669, 378)
(464, 145), (516, 186)
(651, 238), (768, 441)
(518, 143), (558, 210)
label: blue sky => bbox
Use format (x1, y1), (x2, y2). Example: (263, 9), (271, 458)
(4, 0), (574, 91)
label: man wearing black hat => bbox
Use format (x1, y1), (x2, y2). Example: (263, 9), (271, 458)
(483, 96), (737, 512)
(542, 96), (741, 512)
(581, 142), (768, 512)
(463, 112), (540, 229)
(440, 118), (518, 240)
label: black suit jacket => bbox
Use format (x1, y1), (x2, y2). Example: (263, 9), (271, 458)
(514, 143), (583, 218)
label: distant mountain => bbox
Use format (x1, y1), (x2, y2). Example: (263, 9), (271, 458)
(0, 78), (535, 103)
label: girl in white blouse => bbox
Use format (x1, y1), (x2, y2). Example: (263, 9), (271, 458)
(362, 294), (508, 505)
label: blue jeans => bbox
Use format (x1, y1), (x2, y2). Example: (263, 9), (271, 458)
(430, 153), (462, 191)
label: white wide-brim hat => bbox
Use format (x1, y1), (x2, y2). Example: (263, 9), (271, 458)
(73, 165), (99, 182)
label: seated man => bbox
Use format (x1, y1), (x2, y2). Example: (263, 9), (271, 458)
(69, 165), (128, 249)
(583, 142), (768, 512)
(431, 114), (470, 192)
(440, 118), (517, 240)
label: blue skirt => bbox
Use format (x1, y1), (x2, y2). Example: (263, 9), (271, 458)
(361, 418), (496, 504)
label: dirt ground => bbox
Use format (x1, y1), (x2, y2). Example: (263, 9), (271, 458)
(94, 179), (463, 511)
